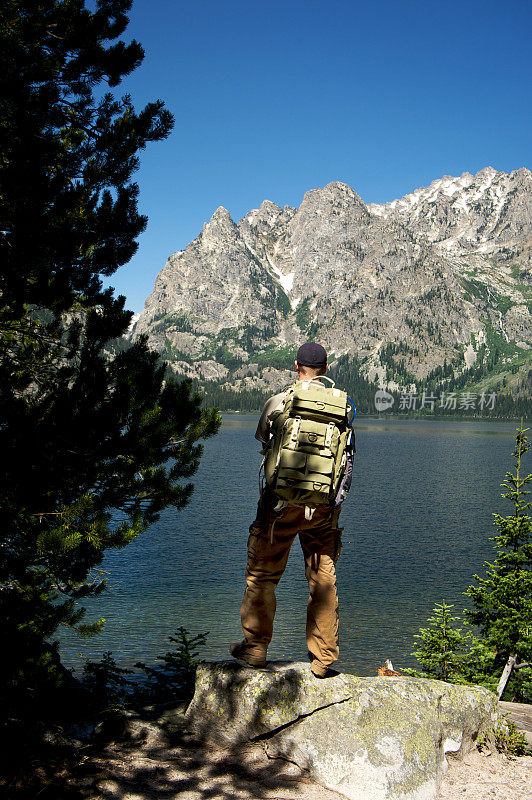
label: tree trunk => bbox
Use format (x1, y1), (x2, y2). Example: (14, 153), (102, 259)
(497, 655), (517, 699)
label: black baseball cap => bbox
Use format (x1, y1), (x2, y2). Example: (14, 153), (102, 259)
(296, 342), (327, 368)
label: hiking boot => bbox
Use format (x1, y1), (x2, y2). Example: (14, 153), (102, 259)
(229, 641), (267, 668)
(310, 660), (333, 678)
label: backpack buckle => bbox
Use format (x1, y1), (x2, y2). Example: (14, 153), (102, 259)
(324, 421), (335, 449)
(289, 416), (301, 448)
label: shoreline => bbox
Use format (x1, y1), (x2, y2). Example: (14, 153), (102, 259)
(222, 410), (532, 423)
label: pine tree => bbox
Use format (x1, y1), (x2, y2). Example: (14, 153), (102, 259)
(0, 0), (219, 711)
(465, 421), (532, 700)
(412, 601), (470, 681)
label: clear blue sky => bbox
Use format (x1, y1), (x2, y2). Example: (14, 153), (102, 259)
(106, 0), (531, 312)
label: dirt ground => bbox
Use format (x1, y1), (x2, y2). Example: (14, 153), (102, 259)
(438, 750), (532, 800)
(86, 724), (532, 800)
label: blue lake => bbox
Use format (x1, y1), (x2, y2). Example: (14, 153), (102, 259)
(59, 416), (529, 677)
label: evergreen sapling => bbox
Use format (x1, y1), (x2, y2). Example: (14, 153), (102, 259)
(465, 421), (532, 700)
(411, 601), (471, 682)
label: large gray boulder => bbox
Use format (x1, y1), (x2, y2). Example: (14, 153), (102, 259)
(185, 661), (499, 800)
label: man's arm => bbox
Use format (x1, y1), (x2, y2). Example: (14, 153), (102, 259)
(255, 392), (286, 450)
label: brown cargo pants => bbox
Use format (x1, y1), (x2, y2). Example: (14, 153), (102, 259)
(239, 493), (343, 672)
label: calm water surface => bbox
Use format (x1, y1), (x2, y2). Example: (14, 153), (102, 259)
(59, 416), (529, 676)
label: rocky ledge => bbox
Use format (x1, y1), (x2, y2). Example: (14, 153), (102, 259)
(185, 661), (499, 800)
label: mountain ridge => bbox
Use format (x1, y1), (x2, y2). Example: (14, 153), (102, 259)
(130, 167), (531, 408)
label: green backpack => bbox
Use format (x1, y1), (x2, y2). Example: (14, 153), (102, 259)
(264, 377), (351, 509)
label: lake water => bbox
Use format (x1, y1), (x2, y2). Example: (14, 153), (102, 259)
(59, 416), (529, 677)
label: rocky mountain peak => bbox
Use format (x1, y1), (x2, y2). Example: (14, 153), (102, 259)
(202, 205), (235, 233)
(241, 199), (285, 232)
(367, 167), (532, 262)
(299, 181), (367, 215)
(476, 165), (498, 179)
(259, 199), (282, 214)
(131, 168), (531, 399)
(198, 206), (239, 255)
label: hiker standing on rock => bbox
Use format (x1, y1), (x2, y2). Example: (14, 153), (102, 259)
(230, 342), (355, 678)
